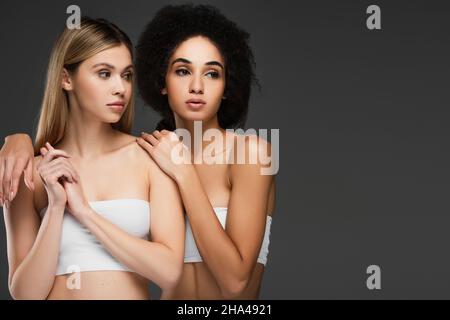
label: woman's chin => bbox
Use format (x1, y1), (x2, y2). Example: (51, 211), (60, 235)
(179, 110), (214, 123)
(101, 113), (123, 124)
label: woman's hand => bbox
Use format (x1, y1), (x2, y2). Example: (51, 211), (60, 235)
(63, 175), (91, 223)
(41, 144), (91, 222)
(37, 143), (77, 210)
(137, 130), (193, 181)
(0, 133), (34, 207)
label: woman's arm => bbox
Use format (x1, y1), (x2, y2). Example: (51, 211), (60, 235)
(138, 131), (274, 298)
(4, 149), (74, 300)
(65, 156), (185, 292)
(174, 137), (273, 298)
(0, 133), (34, 207)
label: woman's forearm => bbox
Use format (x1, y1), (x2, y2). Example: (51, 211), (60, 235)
(174, 167), (249, 297)
(10, 206), (64, 300)
(78, 208), (182, 291)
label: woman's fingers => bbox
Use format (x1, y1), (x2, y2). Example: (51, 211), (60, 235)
(152, 130), (163, 139)
(48, 167), (75, 184)
(38, 144), (71, 167)
(0, 152), (35, 206)
(1, 157), (13, 207)
(41, 168), (68, 185)
(9, 157), (29, 202)
(39, 164), (76, 185)
(40, 158), (78, 183)
(38, 147), (78, 184)
(40, 149), (70, 163)
(136, 137), (155, 157)
(59, 161), (79, 183)
(160, 129), (171, 135)
(1, 143), (71, 207)
(141, 132), (160, 146)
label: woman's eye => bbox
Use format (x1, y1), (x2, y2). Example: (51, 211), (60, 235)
(206, 71), (220, 79)
(98, 71), (111, 78)
(123, 72), (133, 81)
(175, 69), (190, 76)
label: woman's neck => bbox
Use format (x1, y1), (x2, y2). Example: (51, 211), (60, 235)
(58, 108), (119, 159)
(174, 114), (226, 157)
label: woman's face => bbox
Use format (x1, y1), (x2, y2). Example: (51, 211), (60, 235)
(64, 44), (133, 124)
(164, 36), (226, 124)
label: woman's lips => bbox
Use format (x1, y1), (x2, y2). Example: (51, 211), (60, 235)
(185, 99), (206, 110)
(107, 101), (125, 112)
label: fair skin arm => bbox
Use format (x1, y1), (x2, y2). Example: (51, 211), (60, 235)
(138, 131), (273, 298)
(59, 144), (186, 291)
(0, 134), (34, 207)
(4, 148), (76, 300)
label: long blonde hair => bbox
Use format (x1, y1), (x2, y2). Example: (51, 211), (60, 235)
(34, 17), (135, 155)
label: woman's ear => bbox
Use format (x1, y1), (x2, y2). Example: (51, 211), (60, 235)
(61, 68), (73, 91)
(161, 87), (167, 95)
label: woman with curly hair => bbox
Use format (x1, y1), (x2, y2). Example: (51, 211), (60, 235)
(1, 4), (276, 299)
(134, 4), (276, 299)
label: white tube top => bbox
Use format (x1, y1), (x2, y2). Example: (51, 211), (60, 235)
(184, 207), (273, 266)
(39, 199), (150, 275)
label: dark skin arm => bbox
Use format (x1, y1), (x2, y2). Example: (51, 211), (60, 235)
(137, 130), (274, 298)
(0, 134), (34, 208)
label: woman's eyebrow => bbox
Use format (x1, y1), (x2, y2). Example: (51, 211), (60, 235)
(92, 63), (115, 69)
(171, 58), (224, 69)
(171, 58), (191, 66)
(92, 63), (133, 71)
(205, 61), (224, 69)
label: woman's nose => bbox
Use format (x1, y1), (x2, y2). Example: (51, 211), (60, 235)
(189, 74), (204, 94)
(113, 76), (126, 95)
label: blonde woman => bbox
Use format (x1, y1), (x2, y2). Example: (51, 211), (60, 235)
(1, 17), (184, 299)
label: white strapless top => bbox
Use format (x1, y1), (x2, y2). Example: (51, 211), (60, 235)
(40, 199), (150, 275)
(184, 207), (273, 266)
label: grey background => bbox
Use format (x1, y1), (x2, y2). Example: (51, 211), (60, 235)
(1, 0), (449, 299)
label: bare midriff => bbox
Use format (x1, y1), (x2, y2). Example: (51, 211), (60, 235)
(162, 263), (265, 300)
(46, 271), (150, 300)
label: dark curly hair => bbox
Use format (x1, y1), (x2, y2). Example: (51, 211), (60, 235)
(136, 4), (257, 130)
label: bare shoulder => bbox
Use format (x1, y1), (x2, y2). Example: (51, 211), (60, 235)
(114, 132), (160, 172)
(245, 133), (271, 156)
(229, 132), (272, 166)
(123, 136), (153, 162)
(228, 133), (276, 215)
(229, 132), (275, 188)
